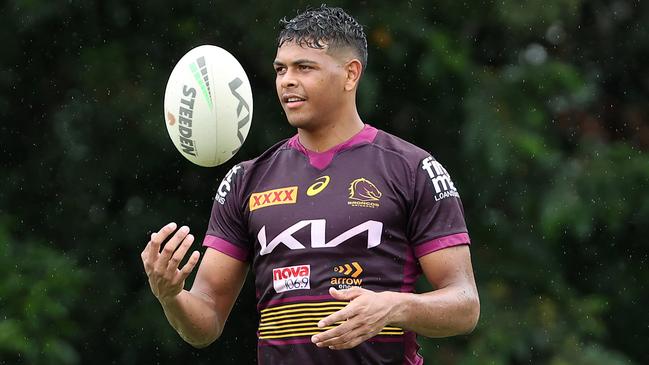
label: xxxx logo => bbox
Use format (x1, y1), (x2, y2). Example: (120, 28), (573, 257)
(307, 176), (330, 197)
(331, 261), (364, 289)
(250, 186), (298, 211)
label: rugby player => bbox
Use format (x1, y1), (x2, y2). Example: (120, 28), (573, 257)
(141, 5), (480, 364)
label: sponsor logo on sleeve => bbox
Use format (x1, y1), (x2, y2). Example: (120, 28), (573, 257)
(331, 261), (364, 289)
(421, 156), (459, 201)
(347, 178), (382, 208)
(215, 165), (241, 205)
(272, 264), (311, 293)
(306, 176), (330, 196)
(249, 186), (298, 211)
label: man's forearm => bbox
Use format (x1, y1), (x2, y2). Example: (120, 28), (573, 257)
(387, 286), (480, 338)
(159, 289), (223, 347)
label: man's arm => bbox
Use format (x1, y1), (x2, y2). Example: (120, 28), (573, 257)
(388, 244), (479, 336)
(312, 245), (479, 349)
(142, 223), (248, 348)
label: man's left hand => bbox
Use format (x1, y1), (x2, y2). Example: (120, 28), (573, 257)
(311, 287), (400, 350)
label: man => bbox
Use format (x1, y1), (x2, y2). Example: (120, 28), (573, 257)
(141, 6), (479, 364)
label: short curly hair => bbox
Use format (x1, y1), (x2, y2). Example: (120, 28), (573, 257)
(277, 5), (368, 71)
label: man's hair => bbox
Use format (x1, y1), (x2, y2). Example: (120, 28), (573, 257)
(277, 5), (368, 71)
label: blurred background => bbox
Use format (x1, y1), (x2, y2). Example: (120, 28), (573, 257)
(1, 0), (648, 364)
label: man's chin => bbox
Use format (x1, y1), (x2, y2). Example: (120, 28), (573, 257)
(286, 116), (313, 130)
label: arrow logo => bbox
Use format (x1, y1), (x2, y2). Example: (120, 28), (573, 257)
(333, 262), (363, 278)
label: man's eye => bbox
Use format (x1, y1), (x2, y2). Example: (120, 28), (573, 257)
(275, 67), (286, 74)
(299, 65), (311, 70)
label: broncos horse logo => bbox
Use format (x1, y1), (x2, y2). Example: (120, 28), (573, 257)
(348, 178), (382, 202)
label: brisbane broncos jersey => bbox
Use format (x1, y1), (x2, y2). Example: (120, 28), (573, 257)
(203, 124), (470, 364)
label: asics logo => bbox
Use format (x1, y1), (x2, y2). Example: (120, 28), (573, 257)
(306, 176), (330, 196)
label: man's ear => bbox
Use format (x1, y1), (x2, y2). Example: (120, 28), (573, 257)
(344, 59), (363, 91)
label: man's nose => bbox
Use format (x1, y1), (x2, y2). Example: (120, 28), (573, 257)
(280, 70), (298, 89)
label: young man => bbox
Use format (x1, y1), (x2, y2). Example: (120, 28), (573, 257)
(141, 6), (479, 364)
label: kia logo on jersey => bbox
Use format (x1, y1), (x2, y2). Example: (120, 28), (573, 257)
(257, 219), (383, 256)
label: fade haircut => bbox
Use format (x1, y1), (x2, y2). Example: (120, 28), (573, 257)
(277, 5), (368, 72)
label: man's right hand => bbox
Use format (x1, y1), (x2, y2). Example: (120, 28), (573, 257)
(141, 222), (201, 303)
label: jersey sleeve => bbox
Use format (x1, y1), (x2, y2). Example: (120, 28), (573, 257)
(203, 164), (251, 262)
(407, 155), (471, 258)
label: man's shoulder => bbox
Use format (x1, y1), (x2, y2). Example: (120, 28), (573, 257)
(231, 138), (292, 173)
(371, 127), (431, 164)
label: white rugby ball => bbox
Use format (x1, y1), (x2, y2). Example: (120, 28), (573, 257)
(163, 45), (253, 167)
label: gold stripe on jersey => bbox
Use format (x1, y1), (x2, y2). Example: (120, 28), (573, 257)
(258, 301), (404, 340)
(260, 301), (348, 314)
(260, 306), (347, 319)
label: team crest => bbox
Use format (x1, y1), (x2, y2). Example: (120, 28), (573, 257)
(348, 178), (381, 208)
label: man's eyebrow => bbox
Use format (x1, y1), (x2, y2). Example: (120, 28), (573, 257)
(273, 59), (318, 66)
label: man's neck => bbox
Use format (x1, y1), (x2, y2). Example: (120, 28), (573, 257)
(297, 113), (364, 152)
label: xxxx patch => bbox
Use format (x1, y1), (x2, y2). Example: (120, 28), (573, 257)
(249, 186), (298, 211)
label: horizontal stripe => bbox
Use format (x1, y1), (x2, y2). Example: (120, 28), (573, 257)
(260, 311), (334, 322)
(261, 306), (346, 319)
(259, 323), (403, 333)
(202, 235), (249, 261)
(257, 299), (404, 340)
(413, 232), (470, 258)
(259, 329), (404, 340)
(259, 331), (325, 339)
(259, 316), (338, 327)
(258, 335), (405, 346)
(260, 322), (337, 330)
(260, 301), (347, 313)
(259, 338), (315, 346)
(258, 294), (335, 309)
(260, 326), (337, 335)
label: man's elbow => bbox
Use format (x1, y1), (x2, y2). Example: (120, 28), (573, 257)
(460, 293), (480, 334)
(182, 328), (222, 349)
(190, 339), (216, 349)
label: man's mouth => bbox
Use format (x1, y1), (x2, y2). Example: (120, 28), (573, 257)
(282, 94), (306, 107)
(283, 94), (306, 108)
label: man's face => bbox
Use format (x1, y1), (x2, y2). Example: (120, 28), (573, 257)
(274, 41), (348, 130)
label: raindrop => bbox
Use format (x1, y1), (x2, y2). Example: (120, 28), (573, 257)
(522, 43), (547, 66)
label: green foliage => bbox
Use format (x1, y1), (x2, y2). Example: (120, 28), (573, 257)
(0, 220), (87, 364)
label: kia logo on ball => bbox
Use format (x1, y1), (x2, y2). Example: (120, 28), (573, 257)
(228, 77), (250, 155)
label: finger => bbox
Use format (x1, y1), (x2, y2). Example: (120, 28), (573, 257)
(178, 251), (201, 280)
(312, 315), (359, 344)
(320, 319), (382, 349)
(329, 332), (375, 350)
(167, 233), (195, 271)
(317, 304), (356, 328)
(156, 225), (189, 272)
(314, 320), (364, 348)
(149, 222), (177, 259)
(141, 245), (154, 274)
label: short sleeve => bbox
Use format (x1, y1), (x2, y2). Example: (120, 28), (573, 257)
(203, 164), (251, 262)
(407, 155), (470, 258)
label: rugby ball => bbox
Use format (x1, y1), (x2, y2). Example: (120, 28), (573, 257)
(163, 45), (253, 167)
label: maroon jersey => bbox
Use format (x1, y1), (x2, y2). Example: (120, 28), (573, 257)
(203, 124), (470, 364)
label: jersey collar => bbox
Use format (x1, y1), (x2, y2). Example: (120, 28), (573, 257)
(287, 124), (378, 170)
